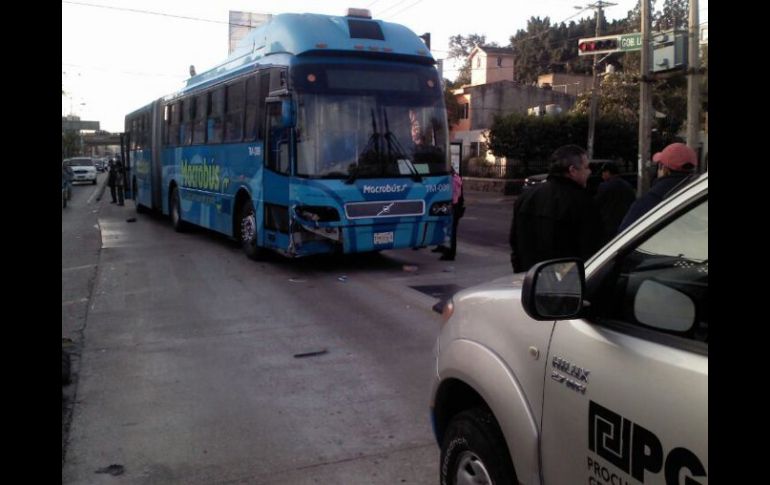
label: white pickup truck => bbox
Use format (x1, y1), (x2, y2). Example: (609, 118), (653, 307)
(431, 173), (708, 485)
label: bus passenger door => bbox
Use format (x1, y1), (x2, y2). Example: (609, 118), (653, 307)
(262, 100), (293, 250)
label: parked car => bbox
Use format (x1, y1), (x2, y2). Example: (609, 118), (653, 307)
(93, 157), (108, 172)
(63, 157), (97, 184)
(431, 173), (708, 485)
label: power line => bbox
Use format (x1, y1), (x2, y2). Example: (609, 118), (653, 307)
(377, 0), (414, 16)
(386, 0), (426, 19)
(62, 62), (186, 79)
(62, 1), (256, 28)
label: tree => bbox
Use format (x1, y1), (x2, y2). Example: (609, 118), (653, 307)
(509, 15), (630, 84)
(62, 130), (82, 159)
(444, 79), (462, 127)
(656, 0), (689, 31)
(447, 34), (492, 85)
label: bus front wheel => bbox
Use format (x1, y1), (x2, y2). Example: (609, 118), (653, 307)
(239, 200), (265, 260)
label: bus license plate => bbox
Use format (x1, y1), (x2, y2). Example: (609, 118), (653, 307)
(374, 232), (394, 245)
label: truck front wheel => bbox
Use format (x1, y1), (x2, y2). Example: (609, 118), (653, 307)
(440, 408), (516, 485)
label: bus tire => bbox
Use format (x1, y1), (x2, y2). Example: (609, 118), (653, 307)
(239, 200), (265, 260)
(170, 186), (187, 232)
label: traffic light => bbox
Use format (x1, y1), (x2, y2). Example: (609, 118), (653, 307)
(577, 35), (620, 56)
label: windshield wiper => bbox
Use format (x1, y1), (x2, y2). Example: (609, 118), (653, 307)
(383, 110), (422, 182)
(348, 109), (382, 184)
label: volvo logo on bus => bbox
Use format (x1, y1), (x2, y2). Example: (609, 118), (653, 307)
(377, 202), (395, 216)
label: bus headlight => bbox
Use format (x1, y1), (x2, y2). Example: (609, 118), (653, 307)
(294, 205), (340, 222)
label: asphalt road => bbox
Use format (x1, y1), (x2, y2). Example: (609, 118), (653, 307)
(61, 184), (515, 484)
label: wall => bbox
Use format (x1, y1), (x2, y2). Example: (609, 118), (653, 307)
(538, 73), (593, 97)
(450, 92), (471, 133)
(468, 81), (576, 130)
(470, 51), (515, 86)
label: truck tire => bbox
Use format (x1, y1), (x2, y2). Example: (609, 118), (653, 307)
(440, 407), (516, 485)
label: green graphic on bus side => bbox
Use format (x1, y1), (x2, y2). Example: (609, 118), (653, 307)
(180, 159), (222, 191)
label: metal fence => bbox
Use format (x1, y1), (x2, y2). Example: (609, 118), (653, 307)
(461, 158), (635, 179)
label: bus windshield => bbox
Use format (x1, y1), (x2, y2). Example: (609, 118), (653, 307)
(293, 63), (448, 179)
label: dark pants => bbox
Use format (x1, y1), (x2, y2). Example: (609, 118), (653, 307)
(446, 204), (461, 258)
(116, 185), (125, 205)
(109, 185), (117, 203)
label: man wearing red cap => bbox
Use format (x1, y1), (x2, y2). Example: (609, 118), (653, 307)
(618, 142), (697, 232)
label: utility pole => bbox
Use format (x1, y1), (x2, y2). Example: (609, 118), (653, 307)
(638, 0), (653, 196)
(686, 0), (701, 171)
(577, 1), (616, 161)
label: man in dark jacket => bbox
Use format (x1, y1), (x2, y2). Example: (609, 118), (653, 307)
(595, 162), (635, 241)
(509, 145), (603, 273)
(107, 159), (118, 203)
(618, 143), (697, 232)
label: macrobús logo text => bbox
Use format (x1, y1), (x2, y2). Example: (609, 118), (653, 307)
(361, 183), (450, 195)
(180, 159), (229, 191)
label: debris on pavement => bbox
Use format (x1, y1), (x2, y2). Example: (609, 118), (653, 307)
(95, 464), (125, 476)
(293, 349), (328, 359)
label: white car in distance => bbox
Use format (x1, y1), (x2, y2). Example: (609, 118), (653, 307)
(63, 157), (97, 185)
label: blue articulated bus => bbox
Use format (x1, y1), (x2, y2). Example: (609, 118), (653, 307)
(125, 8), (452, 259)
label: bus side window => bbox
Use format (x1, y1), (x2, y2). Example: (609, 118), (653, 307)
(258, 71), (270, 139)
(163, 105), (170, 146)
(168, 103), (180, 147)
(137, 116), (143, 149)
(208, 88), (225, 144)
(131, 118), (138, 150)
(179, 99), (190, 145)
(193, 94), (207, 145)
(224, 81), (244, 143)
(244, 76), (259, 142)
(143, 113), (150, 148)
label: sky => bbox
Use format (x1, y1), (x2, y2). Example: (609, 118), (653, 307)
(62, 0), (708, 133)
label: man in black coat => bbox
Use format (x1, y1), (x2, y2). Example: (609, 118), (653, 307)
(618, 143), (697, 232)
(509, 145), (603, 273)
(595, 162), (635, 241)
(107, 159), (118, 203)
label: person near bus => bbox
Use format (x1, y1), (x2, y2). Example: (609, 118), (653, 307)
(108, 158), (125, 205)
(107, 159), (118, 204)
(433, 166), (464, 261)
(617, 142), (697, 233)
(509, 145), (603, 273)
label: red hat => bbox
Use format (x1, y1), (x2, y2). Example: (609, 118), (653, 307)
(653, 143), (697, 171)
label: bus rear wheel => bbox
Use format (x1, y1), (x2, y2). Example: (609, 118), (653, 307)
(239, 200), (265, 260)
(170, 187), (187, 232)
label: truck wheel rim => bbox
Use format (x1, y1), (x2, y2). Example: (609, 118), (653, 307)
(455, 451), (492, 485)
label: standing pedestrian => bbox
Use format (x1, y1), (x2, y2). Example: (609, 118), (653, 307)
(107, 159), (118, 204)
(438, 166), (464, 261)
(618, 142), (697, 232)
(509, 145), (603, 273)
(595, 161), (635, 241)
(114, 160), (126, 206)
